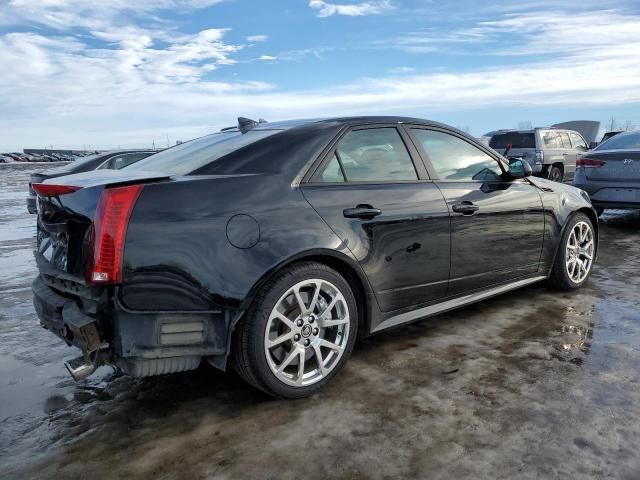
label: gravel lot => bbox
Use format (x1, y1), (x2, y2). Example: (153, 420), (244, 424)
(1, 164), (640, 479)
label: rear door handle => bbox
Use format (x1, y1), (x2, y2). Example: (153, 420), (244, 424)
(343, 204), (382, 220)
(452, 201), (479, 215)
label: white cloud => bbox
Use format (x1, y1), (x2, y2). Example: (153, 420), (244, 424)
(387, 66), (416, 74)
(247, 34), (268, 42)
(309, 0), (393, 17)
(0, 5), (639, 150)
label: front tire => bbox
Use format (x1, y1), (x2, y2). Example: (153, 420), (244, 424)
(548, 213), (596, 290)
(232, 262), (358, 398)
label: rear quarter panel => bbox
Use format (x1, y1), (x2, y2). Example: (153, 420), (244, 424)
(122, 174), (357, 312)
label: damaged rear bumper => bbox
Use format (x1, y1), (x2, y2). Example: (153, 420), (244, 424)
(32, 272), (235, 380)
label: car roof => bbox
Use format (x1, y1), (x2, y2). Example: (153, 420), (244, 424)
(239, 116), (463, 132)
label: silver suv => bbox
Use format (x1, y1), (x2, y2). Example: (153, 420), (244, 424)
(488, 128), (590, 182)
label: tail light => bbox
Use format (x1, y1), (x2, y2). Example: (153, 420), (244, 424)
(88, 185), (143, 285)
(535, 150), (544, 165)
(576, 158), (605, 168)
(32, 184), (81, 197)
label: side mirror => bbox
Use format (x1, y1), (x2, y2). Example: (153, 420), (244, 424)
(507, 158), (532, 179)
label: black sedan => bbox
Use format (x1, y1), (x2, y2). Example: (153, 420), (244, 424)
(31, 116), (598, 398)
(26, 149), (158, 213)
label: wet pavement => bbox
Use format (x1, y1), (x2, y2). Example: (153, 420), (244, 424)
(1, 163), (640, 479)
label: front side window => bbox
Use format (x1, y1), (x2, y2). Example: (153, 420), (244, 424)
(559, 132), (572, 149)
(318, 128), (417, 182)
(411, 129), (503, 182)
(569, 132), (588, 151)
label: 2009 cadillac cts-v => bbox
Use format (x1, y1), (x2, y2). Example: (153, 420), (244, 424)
(32, 117), (598, 398)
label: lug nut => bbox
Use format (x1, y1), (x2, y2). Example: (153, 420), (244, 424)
(313, 328), (319, 335)
(296, 319), (304, 327)
(308, 317), (314, 324)
(294, 334), (301, 341)
(304, 339), (310, 347)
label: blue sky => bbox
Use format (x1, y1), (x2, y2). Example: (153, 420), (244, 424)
(0, 0), (639, 150)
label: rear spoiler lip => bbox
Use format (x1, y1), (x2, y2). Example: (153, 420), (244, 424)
(41, 169), (171, 189)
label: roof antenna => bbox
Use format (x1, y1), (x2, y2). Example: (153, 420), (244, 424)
(238, 117), (258, 133)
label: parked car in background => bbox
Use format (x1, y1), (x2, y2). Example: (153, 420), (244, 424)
(574, 130), (640, 216)
(26, 149), (158, 213)
(31, 116), (597, 398)
(488, 127), (590, 182)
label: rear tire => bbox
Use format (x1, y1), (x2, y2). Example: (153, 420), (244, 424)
(232, 262), (358, 399)
(548, 165), (564, 182)
(548, 213), (595, 291)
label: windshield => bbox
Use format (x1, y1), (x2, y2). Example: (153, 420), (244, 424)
(126, 130), (281, 175)
(489, 132), (535, 149)
(595, 131), (640, 151)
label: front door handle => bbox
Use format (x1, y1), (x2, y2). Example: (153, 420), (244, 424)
(343, 204), (382, 220)
(452, 201), (479, 215)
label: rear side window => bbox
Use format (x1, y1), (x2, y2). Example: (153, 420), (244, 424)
(126, 130), (280, 175)
(542, 131), (561, 148)
(317, 128), (417, 182)
(412, 129), (503, 182)
(489, 132), (535, 149)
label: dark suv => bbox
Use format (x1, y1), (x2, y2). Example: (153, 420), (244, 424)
(27, 150), (158, 213)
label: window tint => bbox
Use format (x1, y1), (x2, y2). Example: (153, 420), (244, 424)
(489, 132), (535, 149)
(412, 129), (503, 182)
(321, 154), (345, 182)
(569, 132), (588, 151)
(559, 132), (572, 149)
(126, 130), (281, 175)
(325, 128), (417, 182)
(542, 131), (561, 148)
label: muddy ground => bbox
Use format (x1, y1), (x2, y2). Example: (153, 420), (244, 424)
(1, 163), (639, 479)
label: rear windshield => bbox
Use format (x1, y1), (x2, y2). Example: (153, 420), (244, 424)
(489, 132), (535, 149)
(126, 130), (281, 175)
(53, 152), (103, 173)
(595, 131), (640, 151)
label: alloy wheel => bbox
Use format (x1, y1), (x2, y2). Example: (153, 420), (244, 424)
(565, 221), (594, 283)
(264, 279), (350, 387)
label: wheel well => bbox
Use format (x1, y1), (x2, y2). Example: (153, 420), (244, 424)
(552, 162), (564, 172)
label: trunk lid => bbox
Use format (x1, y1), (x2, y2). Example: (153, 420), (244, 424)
(582, 150), (640, 181)
(35, 171), (170, 279)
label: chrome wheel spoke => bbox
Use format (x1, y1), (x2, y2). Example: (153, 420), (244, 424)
(318, 296), (338, 320)
(293, 287), (308, 314)
(319, 338), (343, 353)
(321, 316), (349, 328)
(266, 331), (293, 348)
(313, 345), (328, 376)
(278, 348), (300, 374)
(296, 350), (306, 384)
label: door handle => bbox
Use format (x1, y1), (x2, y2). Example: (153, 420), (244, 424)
(343, 204), (382, 220)
(452, 201), (479, 215)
